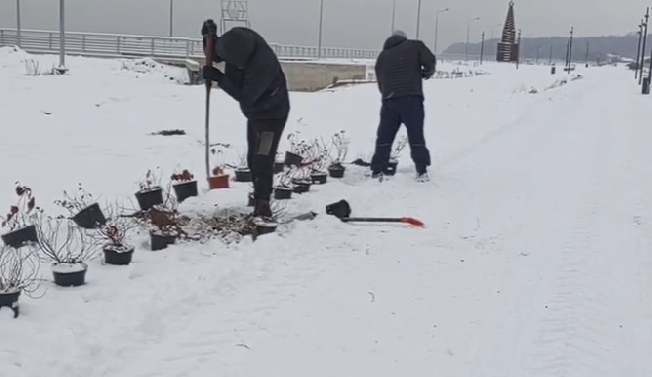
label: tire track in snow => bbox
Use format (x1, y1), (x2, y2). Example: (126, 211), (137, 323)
(526, 201), (612, 377)
(452, 75), (610, 377)
(604, 88), (652, 374)
(520, 76), (638, 377)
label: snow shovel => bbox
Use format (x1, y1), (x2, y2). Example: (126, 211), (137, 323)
(325, 200), (424, 227)
(202, 21), (217, 182)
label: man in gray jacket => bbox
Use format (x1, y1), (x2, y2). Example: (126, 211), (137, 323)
(370, 30), (436, 181)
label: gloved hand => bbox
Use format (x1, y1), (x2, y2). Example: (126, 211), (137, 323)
(202, 65), (223, 82)
(201, 19), (218, 38)
(201, 19), (217, 50)
(421, 66), (435, 79)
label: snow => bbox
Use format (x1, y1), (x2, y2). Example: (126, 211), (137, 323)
(1, 46), (651, 376)
(51, 263), (88, 274)
(104, 244), (133, 254)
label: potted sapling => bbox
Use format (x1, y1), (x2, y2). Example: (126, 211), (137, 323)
(233, 153), (252, 182)
(35, 215), (101, 287)
(273, 167), (294, 200)
(0, 246), (40, 318)
(274, 152), (285, 174)
(309, 137), (330, 184)
(54, 184), (107, 229)
(96, 205), (136, 265)
(1, 183), (39, 248)
(291, 166), (312, 194)
(148, 206), (181, 251)
(386, 135), (407, 176)
(327, 130), (350, 178)
(135, 168), (163, 211)
(208, 148), (230, 189)
(171, 169), (198, 203)
(284, 132), (305, 166)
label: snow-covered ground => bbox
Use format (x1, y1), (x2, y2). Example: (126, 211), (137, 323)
(1, 45), (651, 377)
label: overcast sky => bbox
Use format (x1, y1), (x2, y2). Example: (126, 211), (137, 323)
(0, 0), (649, 52)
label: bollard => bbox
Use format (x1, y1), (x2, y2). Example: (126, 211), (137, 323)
(643, 77), (650, 95)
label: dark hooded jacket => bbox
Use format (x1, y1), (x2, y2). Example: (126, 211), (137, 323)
(210, 27), (290, 120)
(374, 34), (436, 100)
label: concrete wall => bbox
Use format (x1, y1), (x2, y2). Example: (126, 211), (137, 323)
(280, 61), (368, 92)
(180, 58), (371, 92)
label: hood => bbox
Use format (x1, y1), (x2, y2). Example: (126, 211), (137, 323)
(215, 31), (256, 68)
(383, 35), (407, 50)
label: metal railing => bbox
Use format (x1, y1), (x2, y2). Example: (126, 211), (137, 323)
(0, 28), (380, 61)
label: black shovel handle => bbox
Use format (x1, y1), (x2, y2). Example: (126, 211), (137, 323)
(341, 216), (424, 227)
(342, 217), (402, 223)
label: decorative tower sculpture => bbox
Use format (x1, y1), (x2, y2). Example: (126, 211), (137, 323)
(220, 0), (251, 34)
(496, 1), (519, 63)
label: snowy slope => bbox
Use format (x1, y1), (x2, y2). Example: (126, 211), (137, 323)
(0, 47), (650, 377)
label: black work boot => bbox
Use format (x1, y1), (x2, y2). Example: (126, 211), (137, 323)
(253, 199), (273, 219)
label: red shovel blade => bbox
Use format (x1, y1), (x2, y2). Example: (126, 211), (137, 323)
(401, 217), (425, 227)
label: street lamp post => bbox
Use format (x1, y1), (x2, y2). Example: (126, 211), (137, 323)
(636, 23), (643, 79)
(480, 31), (485, 64)
(58, 0), (66, 71)
(391, 0), (397, 33)
(318, 0), (325, 59)
(169, 0), (174, 37)
(16, 0), (21, 47)
(646, 17), (652, 86)
(640, 8), (650, 85)
(565, 26), (574, 74)
(465, 16), (480, 61)
(434, 8), (449, 54)
(416, 0), (422, 39)
(516, 28), (522, 69)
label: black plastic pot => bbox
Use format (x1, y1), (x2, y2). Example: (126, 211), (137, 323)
(292, 179), (312, 193)
(135, 187), (164, 211)
(52, 263), (88, 287)
(1, 225), (37, 248)
(274, 187), (292, 200)
(234, 169), (252, 182)
(274, 161), (285, 174)
(325, 199), (352, 219)
(72, 202), (107, 229)
(103, 244), (135, 265)
(328, 165), (346, 178)
(311, 172), (327, 184)
(150, 229), (177, 251)
(255, 222), (277, 236)
(247, 192), (255, 207)
(0, 290), (20, 318)
(172, 181), (198, 203)
(384, 160), (398, 176)
(284, 151), (303, 166)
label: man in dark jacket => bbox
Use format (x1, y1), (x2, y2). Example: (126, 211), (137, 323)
(371, 30), (436, 181)
(201, 20), (290, 219)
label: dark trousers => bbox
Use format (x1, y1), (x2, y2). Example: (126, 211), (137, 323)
(247, 117), (287, 201)
(370, 95), (431, 174)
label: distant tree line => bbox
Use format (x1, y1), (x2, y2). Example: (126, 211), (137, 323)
(443, 34), (645, 63)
